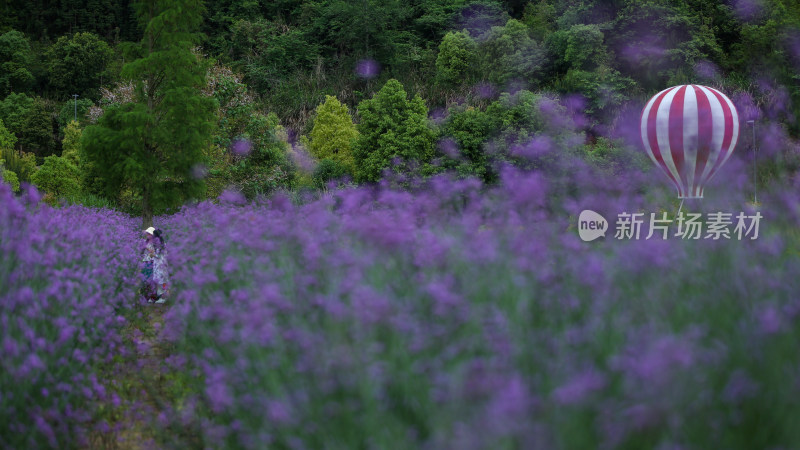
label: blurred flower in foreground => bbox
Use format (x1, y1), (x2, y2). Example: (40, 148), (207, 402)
(231, 138), (252, 157)
(355, 59), (380, 79)
(219, 188), (246, 206)
(191, 164), (208, 180)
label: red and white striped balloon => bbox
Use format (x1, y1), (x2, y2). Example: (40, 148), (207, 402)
(640, 85), (739, 199)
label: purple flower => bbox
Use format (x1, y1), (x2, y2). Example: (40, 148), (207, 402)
(731, 0), (765, 22)
(438, 138), (460, 159)
(474, 82), (497, 99)
(231, 138), (252, 157)
(552, 369), (607, 405)
(219, 188), (246, 206)
(355, 59), (381, 79)
(757, 305), (783, 334)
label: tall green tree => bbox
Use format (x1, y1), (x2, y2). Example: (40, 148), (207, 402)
(436, 30), (478, 87)
(353, 79), (436, 182)
(82, 0), (216, 228)
(0, 30), (34, 96)
(46, 32), (114, 100)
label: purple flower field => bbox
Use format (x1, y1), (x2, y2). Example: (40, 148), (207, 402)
(0, 183), (139, 448)
(150, 140), (797, 447)
(3, 110), (800, 448)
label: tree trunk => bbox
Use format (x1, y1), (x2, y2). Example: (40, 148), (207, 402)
(142, 184), (153, 229)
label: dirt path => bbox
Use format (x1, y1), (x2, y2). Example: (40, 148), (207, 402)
(90, 303), (171, 449)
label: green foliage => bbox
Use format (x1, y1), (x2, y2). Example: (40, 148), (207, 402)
(0, 92), (33, 144)
(0, 159), (20, 192)
(306, 95), (359, 172)
(478, 18), (544, 86)
(556, 66), (636, 117)
(62, 192), (115, 209)
(353, 79), (437, 182)
(522, 0), (556, 41)
(413, 0), (471, 41)
(205, 63), (296, 199)
(306, 0), (413, 65)
(201, 144), (229, 200)
(46, 32), (114, 100)
(30, 154), (81, 202)
(82, 0), (217, 227)
(228, 118), (296, 200)
(438, 105), (497, 181)
(0, 118), (16, 150)
(486, 89), (548, 137)
(61, 120), (81, 166)
(1, 148), (37, 184)
(58, 98), (94, 128)
(0, 94), (56, 158)
(583, 136), (651, 176)
(2, 0), (141, 42)
(312, 158), (352, 189)
(435, 30), (478, 87)
(229, 19), (320, 93)
(564, 24), (606, 71)
(609, 1), (725, 90)
(0, 30), (34, 95)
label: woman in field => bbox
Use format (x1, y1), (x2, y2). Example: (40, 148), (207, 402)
(141, 227), (170, 304)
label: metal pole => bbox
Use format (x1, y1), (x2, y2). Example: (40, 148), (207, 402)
(72, 94), (79, 121)
(748, 120), (757, 205)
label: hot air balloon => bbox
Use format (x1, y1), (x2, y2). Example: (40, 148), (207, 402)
(640, 85), (739, 198)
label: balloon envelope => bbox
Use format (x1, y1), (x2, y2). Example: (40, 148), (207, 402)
(640, 85), (739, 199)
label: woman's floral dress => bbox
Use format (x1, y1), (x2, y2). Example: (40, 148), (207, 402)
(141, 239), (171, 300)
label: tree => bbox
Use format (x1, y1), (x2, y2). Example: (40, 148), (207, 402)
(229, 19), (320, 93)
(478, 18), (544, 86)
(564, 24), (606, 71)
(353, 79), (436, 182)
(0, 121), (20, 192)
(205, 62), (295, 200)
(435, 30), (478, 87)
(0, 120), (36, 184)
(58, 98), (94, 128)
(82, 0), (217, 228)
(438, 105), (497, 181)
(0, 160), (20, 192)
(61, 120), (81, 166)
(0, 94), (56, 158)
(30, 155), (81, 202)
(305, 95), (358, 173)
(46, 32), (114, 100)
(522, 0), (556, 41)
(0, 30), (34, 96)
(0, 92), (33, 147)
(18, 97), (56, 158)
(0, 119), (15, 152)
(312, 158), (351, 189)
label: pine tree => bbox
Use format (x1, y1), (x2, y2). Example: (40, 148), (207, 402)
(82, 0), (216, 228)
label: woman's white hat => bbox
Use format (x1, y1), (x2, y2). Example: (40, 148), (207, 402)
(144, 227), (156, 235)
